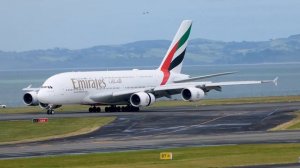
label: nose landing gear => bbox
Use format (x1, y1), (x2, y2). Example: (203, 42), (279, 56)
(47, 109), (54, 115)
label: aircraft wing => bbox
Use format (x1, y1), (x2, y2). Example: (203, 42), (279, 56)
(205, 78), (278, 87)
(89, 77), (278, 102)
(154, 77), (278, 93)
(22, 85), (40, 92)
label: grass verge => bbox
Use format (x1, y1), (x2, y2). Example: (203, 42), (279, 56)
(0, 117), (115, 144)
(271, 110), (300, 131)
(1, 143), (300, 168)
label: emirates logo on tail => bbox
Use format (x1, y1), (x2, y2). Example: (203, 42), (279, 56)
(159, 20), (192, 85)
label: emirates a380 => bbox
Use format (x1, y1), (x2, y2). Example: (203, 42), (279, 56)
(22, 20), (278, 114)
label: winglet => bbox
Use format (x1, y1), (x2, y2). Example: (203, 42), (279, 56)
(261, 77), (278, 86)
(273, 77), (279, 86)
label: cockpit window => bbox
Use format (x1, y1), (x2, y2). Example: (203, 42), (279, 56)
(41, 86), (53, 89)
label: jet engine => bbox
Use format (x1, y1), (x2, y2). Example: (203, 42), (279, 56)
(23, 91), (39, 106)
(181, 87), (205, 101)
(130, 92), (155, 107)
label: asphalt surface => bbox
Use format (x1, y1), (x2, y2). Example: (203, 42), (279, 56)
(1, 102), (300, 166)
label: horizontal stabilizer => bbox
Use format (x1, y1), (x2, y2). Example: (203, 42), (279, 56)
(174, 71), (236, 83)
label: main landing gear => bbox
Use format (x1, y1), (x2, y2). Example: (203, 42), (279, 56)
(104, 105), (140, 112)
(88, 105), (140, 113)
(89, 106), (101, 113)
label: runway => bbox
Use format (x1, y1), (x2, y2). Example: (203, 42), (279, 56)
(1, 102), (300, 159)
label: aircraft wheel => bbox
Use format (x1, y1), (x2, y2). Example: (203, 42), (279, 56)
(47, 109), (54, 115)
(96, 107), (101, 112)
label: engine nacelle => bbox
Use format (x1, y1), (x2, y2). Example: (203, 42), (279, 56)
(181, 87), (205, 101)
(130, 92), (155, 107)
(39, 103), (61, 110)
(23, 91), (39, 106)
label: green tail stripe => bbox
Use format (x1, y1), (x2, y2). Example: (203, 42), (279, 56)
(178, 25), (192, 49)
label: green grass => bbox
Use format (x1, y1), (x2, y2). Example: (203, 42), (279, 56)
(1, 143), (300, 168)
(1, 96), (300, 114)
(0, 117), (115, 144)
(288, 117), (300, 129)
(286, 111), (300, 130)
(272, 110), (300, 131)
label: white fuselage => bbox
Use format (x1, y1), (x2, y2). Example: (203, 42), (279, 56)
(37, 69), (188, 105)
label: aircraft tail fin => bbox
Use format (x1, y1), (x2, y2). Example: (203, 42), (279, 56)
(158, 20), (192, 85)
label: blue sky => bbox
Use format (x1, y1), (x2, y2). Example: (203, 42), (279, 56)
(1, 0), (300, 51)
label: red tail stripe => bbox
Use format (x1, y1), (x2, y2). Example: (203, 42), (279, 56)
(160, 42), (179, 71)
(160, 71), (170, 85)
(160, 42), (179, 85)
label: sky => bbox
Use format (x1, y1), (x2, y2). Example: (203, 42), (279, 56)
(0, 0), (300, 51)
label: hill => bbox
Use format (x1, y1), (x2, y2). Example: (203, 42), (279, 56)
(0, 34), (300, 70)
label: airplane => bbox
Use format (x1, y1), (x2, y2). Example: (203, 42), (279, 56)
(22, 20), (278, 115)
(0, 104), (6, 108)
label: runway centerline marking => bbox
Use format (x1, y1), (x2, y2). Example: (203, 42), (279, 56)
(261, 108), (279, 122)
(199, 115), (228, 125)
(123, 122), (138, 133)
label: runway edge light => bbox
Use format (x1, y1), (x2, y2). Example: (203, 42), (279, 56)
(160, 152), (173, 160)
